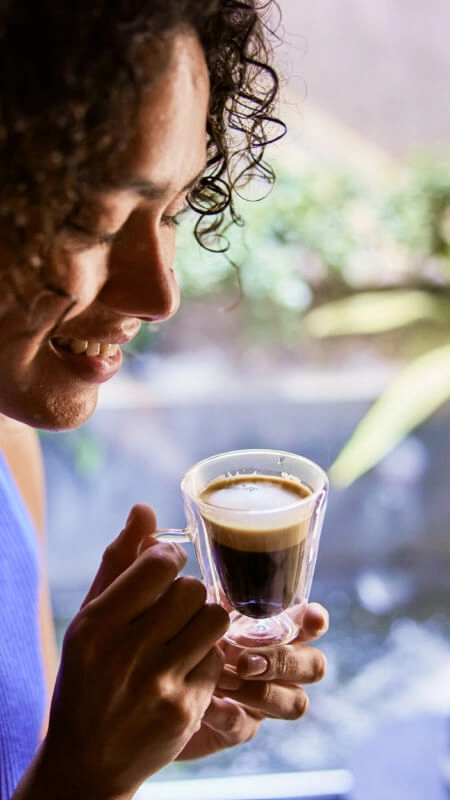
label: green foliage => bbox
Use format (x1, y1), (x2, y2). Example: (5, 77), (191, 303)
(174, 166), (366, 301)
(174, 155), (450, 322)
(305, 287), (450, 486)
(142, 153), (450, 486)
(329, 343), (450, 486)
(381, 156), (450, 259)
(301, 155), (450, 485)
(39, 429), (105, 478)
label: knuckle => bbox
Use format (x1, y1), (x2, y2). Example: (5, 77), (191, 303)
(202, 603), (230, 636)
(196, 645), (226, 688)
(175, 575), (207, 605)
(154, 681), (194, 731)
(220, 701), (246, 740)
(64, 610), (93, 645)
(272, 647), (292, 677)
(207, 644), (226, 676)
(189, 646), (225, 694)
(141, 544), (181, 581)
(252, 680), (273, 705)
(261, 646), (296, 680)
(101, 539), (122, 568)
(159, 698), (190, 731)
(61, 612), (97, 666)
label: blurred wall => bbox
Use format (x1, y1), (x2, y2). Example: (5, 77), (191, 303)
(278, 0), (450, 157)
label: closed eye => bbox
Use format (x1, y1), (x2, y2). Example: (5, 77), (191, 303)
(98, 230), (120, 246)
(63, 220), (119, 248)
(161, 212), (182, 229)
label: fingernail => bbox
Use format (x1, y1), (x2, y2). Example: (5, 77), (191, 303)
(217, 670), (243, 691)
(240, 654), (268, 677)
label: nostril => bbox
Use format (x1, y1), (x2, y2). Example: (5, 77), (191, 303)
(98, 267), (180, 322)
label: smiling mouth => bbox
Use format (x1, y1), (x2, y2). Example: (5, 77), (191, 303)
(52, 336), (120, 357)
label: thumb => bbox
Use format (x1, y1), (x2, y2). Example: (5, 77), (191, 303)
(81, 503), (158, 607)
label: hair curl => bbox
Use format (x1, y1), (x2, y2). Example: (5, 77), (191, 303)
(0, 0), (283, 306)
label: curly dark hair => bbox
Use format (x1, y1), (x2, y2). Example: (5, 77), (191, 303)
(0, 0), (283, 266)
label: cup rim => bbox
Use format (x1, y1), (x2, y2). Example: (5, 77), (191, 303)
(181, 448), (328, 516)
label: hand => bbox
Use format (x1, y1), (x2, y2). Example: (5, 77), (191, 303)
(37, 505), (229, 800)
(176, 602), (329, 760)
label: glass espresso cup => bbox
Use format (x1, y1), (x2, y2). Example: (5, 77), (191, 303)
(156, 449), (328, 648)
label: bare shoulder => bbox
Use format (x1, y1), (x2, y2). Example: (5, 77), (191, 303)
(0, 418), (45, 538)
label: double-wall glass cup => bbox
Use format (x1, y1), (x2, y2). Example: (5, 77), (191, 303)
(156, 449), (328, 648)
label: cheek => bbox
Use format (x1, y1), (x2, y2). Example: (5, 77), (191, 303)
(0, 246), (110, 345)
(47, 245), (110, 318)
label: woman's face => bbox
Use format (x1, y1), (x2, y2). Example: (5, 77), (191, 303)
(0, 31), (209, 430)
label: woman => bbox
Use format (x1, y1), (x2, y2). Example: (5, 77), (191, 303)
(0, 2), (329, 798)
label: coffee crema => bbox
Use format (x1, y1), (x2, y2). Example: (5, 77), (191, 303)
(199, 474), (312, 619)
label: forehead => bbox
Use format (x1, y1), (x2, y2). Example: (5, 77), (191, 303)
(105, 30), (210, 195)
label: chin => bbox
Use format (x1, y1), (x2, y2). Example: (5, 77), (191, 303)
(5, 387), (100, 432)
(42, 394), (100, 432)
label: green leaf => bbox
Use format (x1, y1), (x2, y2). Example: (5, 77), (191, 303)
(330, 342), (450, 486)
(304, 290), (450, 337)
(75, 435), (105, 477)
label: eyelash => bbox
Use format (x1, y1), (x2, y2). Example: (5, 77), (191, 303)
(98, 231), (119, 246)
(161, 213), (182, 229)
(64, 221), (112, 247)
(65, 209), (182, 249)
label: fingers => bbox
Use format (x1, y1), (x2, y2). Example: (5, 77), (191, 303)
(235, 642), (327, 684)
(140, 576), (209, 643)
(202, 697), (260, 746)
(168, 603), (230, 675)
(216, 666), (244, 691)
(175, 697), (262, 760)
(295, 602), (329, 643)
(82, 504), (158, 606)
(85, 540), (187, 624)
(216, 680), (310, 720)
(216, 628), (327, 722)
(186, 645), (226, 696)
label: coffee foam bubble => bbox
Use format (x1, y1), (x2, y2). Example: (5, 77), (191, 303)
(199, 474), (313, 552)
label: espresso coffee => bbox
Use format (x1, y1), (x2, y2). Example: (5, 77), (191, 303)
(199, 474), (312, 618)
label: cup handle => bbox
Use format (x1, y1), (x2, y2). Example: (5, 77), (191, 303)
(154, 528), (191, 543)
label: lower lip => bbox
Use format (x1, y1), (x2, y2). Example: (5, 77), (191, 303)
(51, 343), (123, 383)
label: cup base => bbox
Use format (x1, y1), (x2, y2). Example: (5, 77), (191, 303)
(224, 610), (298, 649)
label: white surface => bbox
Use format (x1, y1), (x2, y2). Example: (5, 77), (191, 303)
(136, 769), (354, 799)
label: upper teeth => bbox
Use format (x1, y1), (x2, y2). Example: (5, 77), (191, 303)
(53, 337), (119, 357)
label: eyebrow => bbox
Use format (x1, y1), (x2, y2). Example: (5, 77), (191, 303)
(101, 166), (207, 199)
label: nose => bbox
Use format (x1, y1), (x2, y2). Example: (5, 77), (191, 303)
(98, 209), (180, 322)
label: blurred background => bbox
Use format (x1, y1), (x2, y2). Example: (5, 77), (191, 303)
(41, 2), (450, 798)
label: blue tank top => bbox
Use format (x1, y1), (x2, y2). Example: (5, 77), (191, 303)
(0, 451), (46, 799)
